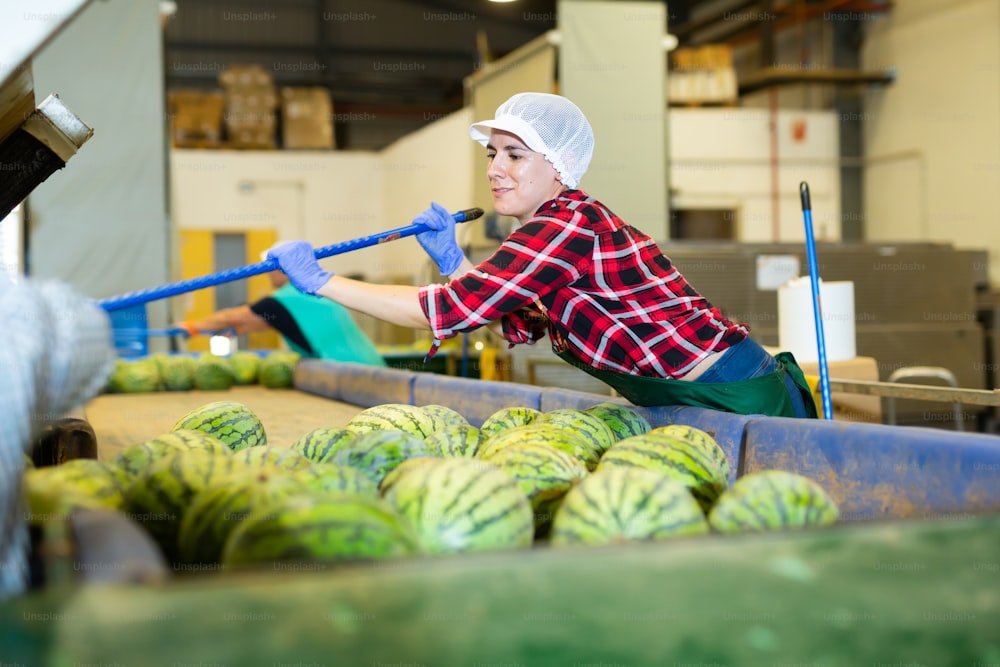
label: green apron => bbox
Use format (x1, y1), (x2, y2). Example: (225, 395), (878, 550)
(555, 348), (818, 418)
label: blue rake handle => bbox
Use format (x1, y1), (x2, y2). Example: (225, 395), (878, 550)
(99, 207), (484, 312)
(115, 327), (237, 338)
(800, 182), (833, 420)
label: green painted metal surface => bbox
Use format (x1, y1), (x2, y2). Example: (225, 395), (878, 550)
(3, 514), (999, 667)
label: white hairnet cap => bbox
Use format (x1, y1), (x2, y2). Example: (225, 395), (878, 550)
(469, 92), (594, 189)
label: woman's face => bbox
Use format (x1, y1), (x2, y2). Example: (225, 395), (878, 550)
(486, 129), (565, 224)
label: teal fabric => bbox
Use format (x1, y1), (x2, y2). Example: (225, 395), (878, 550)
(554, 348), (817, 418)
(270, 284), (386, 366)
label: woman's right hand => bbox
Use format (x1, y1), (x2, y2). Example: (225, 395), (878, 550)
(414, 202), (465, 275)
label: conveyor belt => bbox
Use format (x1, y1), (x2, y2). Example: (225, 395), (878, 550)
(84, 387), (362, 460)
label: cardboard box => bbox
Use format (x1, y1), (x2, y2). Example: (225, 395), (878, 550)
(280, 87), (334, 150)
(218, 65), (277, 149)
(167, 90), (224, 147)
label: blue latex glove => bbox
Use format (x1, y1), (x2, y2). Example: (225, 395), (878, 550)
(267, 241), (333, 295)
(415, 202), (465, 275)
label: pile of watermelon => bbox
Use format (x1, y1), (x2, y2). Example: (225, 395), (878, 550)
(105, 351), (300, 394)
(22, 399), (841, 573)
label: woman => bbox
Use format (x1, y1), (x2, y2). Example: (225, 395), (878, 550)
(270, 92), (815, 418)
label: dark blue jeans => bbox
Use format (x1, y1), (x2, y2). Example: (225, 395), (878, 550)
(695, 337), (811, 418)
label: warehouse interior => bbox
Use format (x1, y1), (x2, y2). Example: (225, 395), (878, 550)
(5, 0), (1000, 662)
(7, 0), (997, 430)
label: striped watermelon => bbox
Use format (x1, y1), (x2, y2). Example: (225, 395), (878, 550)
(123, 450), (244, 562)
(177, 468), (310, 564)
(550, 467), (709, 547)
(108, 358), (161, 394)
(383, 458), (534, 554)
(347, 403), (440, 439)
(292, 463), (380, 497)
(649, 424), (730, 481)
(290, 427), (358, 464)
(258, 351), (299, 389)
(155, 355), (196, 392)
(596, 433), (729, 513)
(171, 401), (266, 452)
(378, 457), (445, 495)
(584, 402), (652, 442)
(193, 354), (236, 391)
(534, 409), (617, 456)
(420, 404), (469, 429)
(330, 428), (436, 486)
(23, 459), (130, 525)
(236, 446), (313, 470)
(113, 429), (233, 480)
(221, 491), (421, 567)
(480, 442), (588, 533)
(708, 470), (840, 534)
(228, 351), (261, 386)
(423, 424), (481, 458)
(478, 406), (541, 440)
(477, 424), (601, 471)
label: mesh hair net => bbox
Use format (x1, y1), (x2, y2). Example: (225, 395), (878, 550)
(470, 92), (594, 189)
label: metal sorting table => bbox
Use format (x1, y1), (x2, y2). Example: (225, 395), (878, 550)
(3, 360), (1000, 666)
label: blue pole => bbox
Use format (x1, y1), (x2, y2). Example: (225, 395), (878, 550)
(799, 182), (834, 420)
(99, 208), (484, 312)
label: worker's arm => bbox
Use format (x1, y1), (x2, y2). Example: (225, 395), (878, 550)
(176, 305), (271, 335)
(445, 257), (504, 338)
(315, 277), (432, 330)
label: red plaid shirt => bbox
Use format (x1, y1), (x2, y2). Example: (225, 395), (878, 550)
(418, 190), (749, 379)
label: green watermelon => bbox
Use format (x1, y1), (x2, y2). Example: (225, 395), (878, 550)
(533, 409), (617, 456)
(383, 458), (534, 554)
(550, 466), (709, 547)
(478, 406), (541, 440)
(708, 470), (840, 533)
(480, 442), (588, 533)
(290, 427), (358, 464)
(423, 424), (481, 458)
(292, 463), (380, 497)
(330, 429), (436, 486)
(157, 355), (196, 392)
(113, 429), (233, 480)
(23, 459), (130, 525)
(177, 468), (311, 564)
(596, 433), (729, 513)
(108, 358), (161, 394)
(236, 446), (312, 470)
(171, 401), (266, 452)
(377, 456), (445, 495)
(584, 402), (652, 442)
(258, 351), (299, 389)
(221, 491), (421, 567)
(123, 450), (244, 562)
(477, 424), (600, 471)
(193, 354), (236, 391)
(228, 352), (261, 385)
(649, 424), (731, 481)
(347, 403), (439, 439)
(420, 404), (470, 429)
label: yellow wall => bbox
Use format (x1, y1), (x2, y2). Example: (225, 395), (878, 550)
(178, 229), (279, 352)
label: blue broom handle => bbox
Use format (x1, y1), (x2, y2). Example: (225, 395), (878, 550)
(99, 208), (484, 312)
(800, 182), (833, 420)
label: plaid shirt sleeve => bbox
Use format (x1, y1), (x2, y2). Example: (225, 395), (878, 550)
(418, 212), (592, 345)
